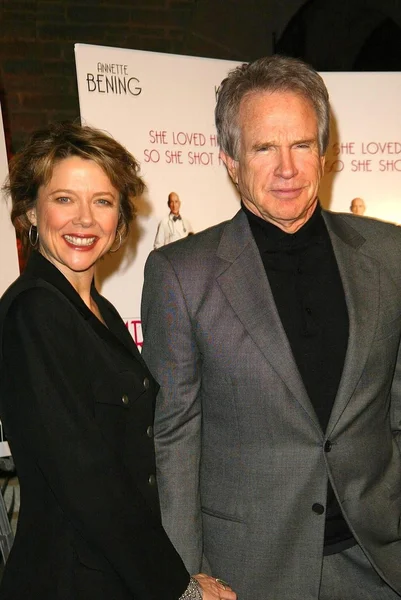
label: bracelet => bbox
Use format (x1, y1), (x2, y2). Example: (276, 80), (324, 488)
(179, 576), (203, 599)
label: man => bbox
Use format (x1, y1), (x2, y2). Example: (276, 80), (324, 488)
(350, 197), (366, 216)
(142, 56), (401, 599)
(153, 192), (193, 248)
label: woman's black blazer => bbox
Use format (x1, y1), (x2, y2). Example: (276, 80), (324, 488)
(0, 252), (189, 600)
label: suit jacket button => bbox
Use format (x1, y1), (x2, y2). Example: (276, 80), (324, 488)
(324, 440), (332, 452)
(121, 394), (129, 405)
(143, 377), (150, 390)
(312, 503), (325, 515)
(146, 425), (153, 438)
(148, 474), (156, 486)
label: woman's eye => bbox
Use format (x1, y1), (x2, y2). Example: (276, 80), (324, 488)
(97, 198), (112, 206)
(57, 196), (70, 203)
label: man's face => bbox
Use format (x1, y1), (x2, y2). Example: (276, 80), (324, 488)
(168, 194), (181, 215)
(221, 90), (325, 233)
(350, 198), (366, 215)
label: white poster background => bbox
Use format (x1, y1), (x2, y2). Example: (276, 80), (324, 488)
(0, 107), (19, 296)
(75, 44), (241, 345)
(75, 45), (401, 344)
(320, 72), (401, 224)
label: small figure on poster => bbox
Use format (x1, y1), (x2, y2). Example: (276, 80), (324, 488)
(350, 197), (366, 216)
(154, 192), (193, 249)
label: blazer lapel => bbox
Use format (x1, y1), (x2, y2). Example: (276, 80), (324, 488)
(216, 211), (320, 428)
(323, 212), (380, 434)
(92, 289), (147, 368)
(24, 252), (144, 368)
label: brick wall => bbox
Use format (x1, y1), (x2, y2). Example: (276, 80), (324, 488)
(2, 0), (398, 152)
(0, 0), (201, 151)
(0, 0), (282, 152)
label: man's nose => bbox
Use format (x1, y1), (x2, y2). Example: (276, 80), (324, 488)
(275, 148), (298, 179)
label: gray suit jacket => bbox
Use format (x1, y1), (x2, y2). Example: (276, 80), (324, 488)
(141, 209), (401, 600)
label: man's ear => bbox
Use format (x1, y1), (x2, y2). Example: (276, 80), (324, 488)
(26, 208), (37, 226)
(319, 154), (326, 176)
(219, 150), (239, 186)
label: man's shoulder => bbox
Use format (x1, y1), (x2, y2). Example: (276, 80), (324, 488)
(157, 211), (241, 259)
(158, 215), (171, 226)
(182, 215), (193, 228)
(324, 210), (401, 270)
(324, 210), (401, 240)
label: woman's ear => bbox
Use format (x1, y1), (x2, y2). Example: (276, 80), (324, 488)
(26, 208), (37, 226)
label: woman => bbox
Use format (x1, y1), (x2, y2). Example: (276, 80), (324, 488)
(0, 123), (236, 600)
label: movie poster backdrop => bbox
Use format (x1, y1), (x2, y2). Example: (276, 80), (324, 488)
(75, 44), (241, 346)
(75, 45), (401, 345)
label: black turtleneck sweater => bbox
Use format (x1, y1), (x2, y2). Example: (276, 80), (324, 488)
(243, 201), (355, 555)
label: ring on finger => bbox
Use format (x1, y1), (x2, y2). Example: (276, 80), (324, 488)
(216, 577), (228, 590)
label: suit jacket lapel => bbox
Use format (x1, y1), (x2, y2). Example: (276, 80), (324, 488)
(323, 211), (380, 434)
(24, 252), (144, 368)
(216, 210), (320, 428)
(92, 288), (147, 369)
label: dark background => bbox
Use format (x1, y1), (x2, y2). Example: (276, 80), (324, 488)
(1, 0), (401, 152)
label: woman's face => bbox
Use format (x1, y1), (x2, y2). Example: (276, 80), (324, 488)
(27, 156), (120, 286)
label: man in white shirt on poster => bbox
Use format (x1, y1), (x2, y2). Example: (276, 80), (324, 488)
(154, 192), (193, 249)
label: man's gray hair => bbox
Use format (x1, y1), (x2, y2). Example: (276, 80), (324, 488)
(215, 55), (330, 159)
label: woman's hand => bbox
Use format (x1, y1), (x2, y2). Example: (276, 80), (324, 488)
(194, 573), (237, 600)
